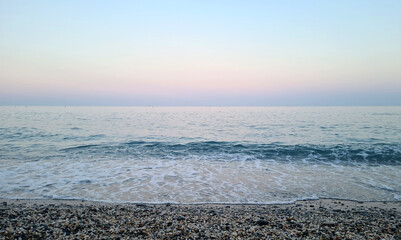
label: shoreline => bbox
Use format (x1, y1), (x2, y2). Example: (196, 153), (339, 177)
(1, 197), (401, 209)
(1, 198), (400, 239)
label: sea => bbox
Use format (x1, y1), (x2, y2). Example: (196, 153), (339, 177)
(0, 106), (400, 204)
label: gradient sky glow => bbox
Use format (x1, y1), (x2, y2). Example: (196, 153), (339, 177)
(1, 0), (401, 105)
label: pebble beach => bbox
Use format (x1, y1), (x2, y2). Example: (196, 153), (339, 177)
(1, 199), (400, 239)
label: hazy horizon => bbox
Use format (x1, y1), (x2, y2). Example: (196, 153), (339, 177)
(1, 1), (400, 106)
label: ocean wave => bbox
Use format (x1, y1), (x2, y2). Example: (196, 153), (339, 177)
(61, 144), (100, 151)
(59, 141), (401, 165)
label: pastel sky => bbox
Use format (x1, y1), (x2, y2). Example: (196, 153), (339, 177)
(1, 0), (400, 106)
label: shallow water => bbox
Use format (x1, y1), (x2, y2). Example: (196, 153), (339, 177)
(0, 106), (400, 203)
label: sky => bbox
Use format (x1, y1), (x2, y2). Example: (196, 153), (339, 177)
(1, 0), (400, 106)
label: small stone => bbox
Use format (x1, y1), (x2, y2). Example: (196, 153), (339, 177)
(286, 217), (295, 222)
(321, 221), (337, 227)
(39, 223), (48, 229)
(63, 228), (71, 236)
(177, 216), (185, 221)
(256, 219), (269, 226)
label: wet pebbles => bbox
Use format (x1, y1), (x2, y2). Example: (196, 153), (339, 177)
(0, 199), (400, 239)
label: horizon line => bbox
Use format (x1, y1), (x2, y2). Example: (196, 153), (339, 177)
(1, 105), (400, 107)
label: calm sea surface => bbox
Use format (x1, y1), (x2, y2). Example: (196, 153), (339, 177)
(0, 106), (400, 203)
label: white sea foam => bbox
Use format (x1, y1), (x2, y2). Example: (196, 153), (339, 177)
(1, 154), (400, 203)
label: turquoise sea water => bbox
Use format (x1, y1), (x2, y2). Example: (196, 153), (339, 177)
(0, 106), (400, 203)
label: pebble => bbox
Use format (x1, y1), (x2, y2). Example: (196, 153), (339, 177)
(256, 219), (269, 226)
(0, 200), (399, 239)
